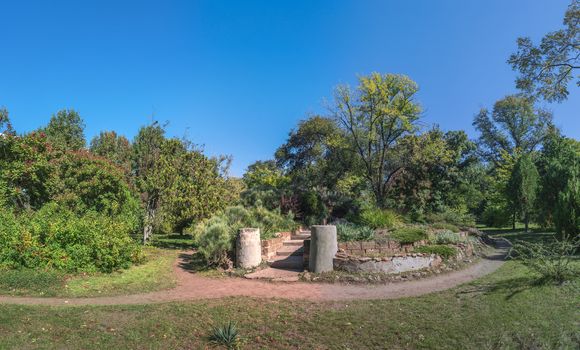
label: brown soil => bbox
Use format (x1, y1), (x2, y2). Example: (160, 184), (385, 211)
(0, 240), (510, 306)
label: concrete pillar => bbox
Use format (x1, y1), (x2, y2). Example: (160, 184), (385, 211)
(308, 225), (337, 273)
(236, 228), (262, 268)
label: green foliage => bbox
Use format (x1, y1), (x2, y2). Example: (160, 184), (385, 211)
(209, 321), (240, 349)
(431, 222), (460, 232)
(510, 238), (579, 283)
(432, 230), (463, 245)
(241, 160), (289, 210)
(336, 223), (374, 242)
(481, 205), (512, 228)
(192, 206), (297, 266)
(89, 131), (132, 173)
(41, 109), (86, 151)
(507, 154), (540, 231)
(0, 204), (142, 273)
(415, 245), (457, 259)
(391, 227), (427, 244)
(357, 207), (401, 229)
(473, 95), (552, 164)
(425, 208), (475, 227)
(508, 1), (579, 102)
(538, 133), (580, 238)
(332, 73), (421, 207)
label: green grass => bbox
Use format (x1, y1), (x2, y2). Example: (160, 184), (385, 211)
(0, 229), (577, 349)
(0, 247), (177, 297)
(0, 259), (577, 349)
(151, 233), (194, 250)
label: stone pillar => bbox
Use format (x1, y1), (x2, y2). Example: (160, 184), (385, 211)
(308, 225), (337, 273)
(236, 228), (261, 268)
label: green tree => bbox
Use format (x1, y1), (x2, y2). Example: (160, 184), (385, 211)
(0, 107), (14, 135)
(508, 154), (540, 232)
(509, 0), (579, 102)
(473, 95), (552, 164)
(275, 115), (356, 222)
(42, 109), (86, 150)
(241, 160), (289, 210)
(538, 131), (580, 238)
(332, 73), (421, 207)
(89, 131), (132, 174)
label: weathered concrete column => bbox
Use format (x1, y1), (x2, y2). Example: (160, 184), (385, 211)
(236, 228), (261, 268)
(308, 225), (337, 273)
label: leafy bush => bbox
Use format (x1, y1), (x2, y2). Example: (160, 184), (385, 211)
(481, 205), (512, 228)
(431, 222), (460, 232)
(433, 230), (463, 244)
(0, 204), (142, 273)
(209, 321), (240, 349)
(510, 238), (579, 284)
(336, 223), (374, 242)
(415, 245), (457, 259)
(357, 207), (401, 229)
(426, 209), (475, 227)
(391, 227), (427, 244)
(191, 205), (297, 266)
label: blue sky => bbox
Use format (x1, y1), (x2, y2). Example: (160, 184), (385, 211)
(1, 0), (578, 176)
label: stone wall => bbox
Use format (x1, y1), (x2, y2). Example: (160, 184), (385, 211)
(337, 239), (428, 256)
(333, 253), (443, 274)
(261, 231), (292, 260)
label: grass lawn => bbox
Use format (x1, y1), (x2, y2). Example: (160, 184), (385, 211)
(0, 231), (578, 349)
(0, 247), (178, 298)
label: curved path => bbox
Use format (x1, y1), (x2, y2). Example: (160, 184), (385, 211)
(0, 240), (510, 306)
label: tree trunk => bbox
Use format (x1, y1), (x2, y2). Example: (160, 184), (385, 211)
(524, 212), (529, 233)
(512, 211), (516, 231)
(143, 202), (156, 244)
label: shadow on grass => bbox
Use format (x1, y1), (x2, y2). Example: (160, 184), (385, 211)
(456, 275), (545, 300)
(151, 234), (194, 250)
(177, 251), (211, 274)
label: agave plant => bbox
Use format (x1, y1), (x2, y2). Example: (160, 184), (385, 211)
(209, 321), (240, 349)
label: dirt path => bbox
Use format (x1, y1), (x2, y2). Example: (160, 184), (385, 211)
(0, 240), (510, 306)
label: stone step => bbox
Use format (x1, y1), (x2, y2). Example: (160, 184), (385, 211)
(292, 234), (311, 240)
(283, 240), (304, 247)
(268, 256), (304, 270)
(276, 246), (304, 257)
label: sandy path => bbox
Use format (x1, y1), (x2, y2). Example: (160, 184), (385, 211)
(0, 240), (510, 306)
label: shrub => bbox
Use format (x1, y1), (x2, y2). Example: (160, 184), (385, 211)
(192, 205), (298, 266)
(336, 223), (374, 242)
(358, 207), (401, 229)
(426, 209), (475, 227)
(0, 204), (142, 273)
(195, 218), (233, 268)
(510, 238), (579, 284)
(391, 227), (427, 244)
(433, 230), (463, 244)
(431, 222), (460, 232)
(415, 245), (457, 259)
(481, 205), (512, 228)
(209, 321), (240, 349)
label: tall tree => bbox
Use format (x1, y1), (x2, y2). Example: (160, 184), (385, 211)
(132, 122), (166, 242)
(89, 131), (132, 174)
(509, 0), (579, 102)
(473, 95), (552, 164)
(508, 154), (540, 232)
(275, 115), (356, 221)
(332, 73), (421, 207)
(42, 109), (86, 150)
(537, 131), (580, 238)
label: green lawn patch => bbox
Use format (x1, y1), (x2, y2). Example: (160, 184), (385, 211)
(0, 247), (177, 298)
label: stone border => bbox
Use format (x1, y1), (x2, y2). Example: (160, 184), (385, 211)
(337, 239), (428, 256)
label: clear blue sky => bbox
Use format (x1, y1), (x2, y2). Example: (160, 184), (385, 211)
(1, 0), (578, 176)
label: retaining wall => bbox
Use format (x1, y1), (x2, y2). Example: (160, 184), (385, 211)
(261, 231), (292, 260)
